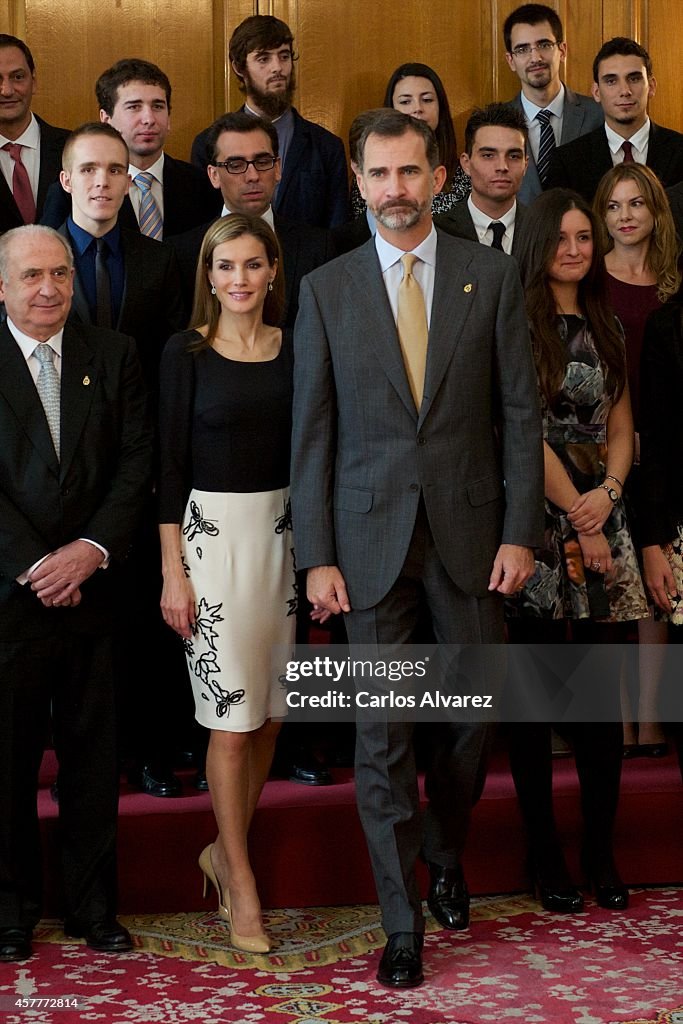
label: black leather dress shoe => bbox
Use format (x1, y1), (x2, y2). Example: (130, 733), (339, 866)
(0, 927), (32, 962)
(65, 919), (133, 953)
(194, 769), (209, 792)
(582, 854), (629, 910)
(131, 764), (182, 798)
(376, 932), (424, 988)
(427, 862), (470, 930)
(288, 758), (333, 786)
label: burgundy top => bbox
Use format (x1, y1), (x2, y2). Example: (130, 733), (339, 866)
(606, 274), (661, 429)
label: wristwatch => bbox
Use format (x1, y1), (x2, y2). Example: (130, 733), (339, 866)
(600, 483), (619, 503)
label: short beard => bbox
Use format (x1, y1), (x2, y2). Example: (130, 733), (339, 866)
(371, 198), (427, 232)
(242, 66), (296, 119)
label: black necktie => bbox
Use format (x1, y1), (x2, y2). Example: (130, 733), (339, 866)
(95, 238), (112, 328)
(488, 221), (506, 252)
(536, 109), (555, 185)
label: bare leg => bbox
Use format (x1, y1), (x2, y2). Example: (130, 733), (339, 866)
(206, 719), (280, 937)
(636, 616), (668, 745)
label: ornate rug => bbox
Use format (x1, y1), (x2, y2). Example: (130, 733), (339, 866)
(2, 889), (682, 1023)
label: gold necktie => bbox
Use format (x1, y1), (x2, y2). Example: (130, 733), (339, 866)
(397, 252), (428, 409)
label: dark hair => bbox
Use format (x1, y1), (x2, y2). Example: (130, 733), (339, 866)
(593, 37), (653, 82)
(62, 122), (129, 171)
(515, 188), (625, 408)
(0, 34), (34, 73)
(382, 63), (457, 183)
(464, 103), (528, 156)
(229, 15), (295, 77)
(189, 213), (284, 345)
(96, 58), (172, 116)
(593, 163), (681, 302)
(354, 108), (439, 174)
(349, 110), (383, 168)
(503, 4), (563, 52)
(207, 111), (279, 164)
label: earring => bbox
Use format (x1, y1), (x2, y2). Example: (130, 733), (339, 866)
(268, 282), (273, 292)
(211, 285), (216, 295)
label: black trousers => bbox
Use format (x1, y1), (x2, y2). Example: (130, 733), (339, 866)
(0, 627), (119, 931)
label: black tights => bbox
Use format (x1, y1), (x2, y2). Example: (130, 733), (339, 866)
(507, 618), (626, 873)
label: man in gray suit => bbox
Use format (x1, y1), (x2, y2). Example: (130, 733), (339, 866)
(291, 110), (544, 988)
(436, 103), (528, 255)
(504, 3), (603, 204)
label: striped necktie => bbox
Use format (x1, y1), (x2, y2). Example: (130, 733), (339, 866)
(535, 109), (555, 186)
(134, 172), (162, 239)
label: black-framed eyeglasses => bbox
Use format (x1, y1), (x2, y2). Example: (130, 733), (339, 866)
(510, 40), (558, 57)
(212, 156), (277, 174)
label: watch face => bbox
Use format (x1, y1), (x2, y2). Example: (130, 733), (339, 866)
(606, 486), (618, 502)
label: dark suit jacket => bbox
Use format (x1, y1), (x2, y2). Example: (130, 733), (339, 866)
(41, 153), (221, 238)
(332, 213), (371, 255)
(59, 223), (186, 396)
(291, 229), (544, 610)
(191, 107), (349, 229)
(435, 200), (528, 255)
(545, 121), (683, 201)
(169, 211), (335, 328)
(0, 116), (70, 232)
(0, 321), (153, 637)
(667, 181), (683, 242)
(507, 86), (603, 205)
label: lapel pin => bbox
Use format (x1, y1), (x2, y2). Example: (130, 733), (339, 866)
(463, 283), (472, 293)
(83, 375), (90, 386)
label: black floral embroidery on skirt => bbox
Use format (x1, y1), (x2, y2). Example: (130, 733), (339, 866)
(274, 497), (292, 534)
(183, 500), (220, 543)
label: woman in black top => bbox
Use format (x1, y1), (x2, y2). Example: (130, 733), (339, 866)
(158, 214), (294, 953)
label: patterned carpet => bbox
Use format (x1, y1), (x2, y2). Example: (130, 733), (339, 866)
(3, 889), (683, 1023)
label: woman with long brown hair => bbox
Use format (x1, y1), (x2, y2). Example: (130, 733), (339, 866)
(593, 163), (682, 757)
(158, 213), (294, 953)
(507, 188), (648, 913)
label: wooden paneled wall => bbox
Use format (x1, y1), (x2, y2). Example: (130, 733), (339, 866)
(1, 0), (680, 162)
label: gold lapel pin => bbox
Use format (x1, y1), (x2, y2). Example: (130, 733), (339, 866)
(463, 283), (473, 293)
(83, 375), (90, 386)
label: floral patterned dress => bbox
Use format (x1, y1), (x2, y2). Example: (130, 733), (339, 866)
(510, 315), (648, 623)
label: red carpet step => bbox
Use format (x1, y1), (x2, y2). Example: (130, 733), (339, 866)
(38, 749), (683, 915)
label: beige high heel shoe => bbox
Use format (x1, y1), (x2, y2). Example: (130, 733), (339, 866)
(198, 844), (271, 953)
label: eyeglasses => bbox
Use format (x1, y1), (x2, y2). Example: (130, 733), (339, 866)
(510, 40), (558, 58)
(212, 156), (277, 174)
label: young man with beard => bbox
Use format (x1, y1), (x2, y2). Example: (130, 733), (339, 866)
(546, 37), (683, 201)
(191, 15), (348, 229)
(503, 4), (602, 204)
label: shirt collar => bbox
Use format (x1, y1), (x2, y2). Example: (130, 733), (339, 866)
(67, 216), (122, 256)
(467, 195), (517, 236)
(222, 204), (275, 230)
(7, 316), (64, 359)
(130, 151), (165, 184)
(520, 83), (565, 121)
(244, 103), (293, 129)
(0, 112), (39, 151)
(374, 223), (437, 273)
(605, 118), (651, 155)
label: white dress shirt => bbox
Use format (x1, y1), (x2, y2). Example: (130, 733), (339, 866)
(222, 203), (275, 230)
(605, 119), (650, 165)
(374, 224), (437, 329)
(0, 113), (41, 201)
(521, 85), (566, 161)
(467, 196), (517, 254)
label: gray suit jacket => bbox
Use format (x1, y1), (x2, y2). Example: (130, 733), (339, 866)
(435, 200), (528, 256)
(508, 85), (603, 204)
(291, 229), (544, 611)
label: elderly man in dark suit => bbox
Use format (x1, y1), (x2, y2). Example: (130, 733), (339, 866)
(171, 111), (334, 329)
(503, 4), (603, 205)
(0, 34), (69, 231)
(546, 37), (683, 201)
(291, 109), (544, 988)
(0, 224), (153, 962)
(191, 15), (349, 229)
(436, 103), (529, 255)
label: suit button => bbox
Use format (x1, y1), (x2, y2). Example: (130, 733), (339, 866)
(409, 483), (419, 492)
(417, 437), (426, 446)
